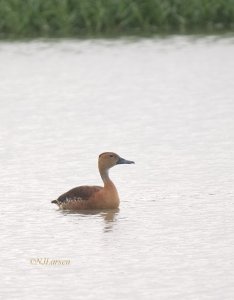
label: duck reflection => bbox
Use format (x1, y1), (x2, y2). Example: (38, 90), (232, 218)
(100, 209), (119, 232)
(59, 208), (119, 232)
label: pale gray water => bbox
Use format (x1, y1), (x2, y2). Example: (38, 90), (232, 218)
(0, 37), (234, 300)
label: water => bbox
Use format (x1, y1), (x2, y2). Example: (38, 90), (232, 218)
(0, 37), (234, 300)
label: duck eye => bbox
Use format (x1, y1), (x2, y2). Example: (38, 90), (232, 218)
(110, 155), (114, 157)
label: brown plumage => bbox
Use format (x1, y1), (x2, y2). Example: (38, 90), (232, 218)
(52, 152), (134, 210)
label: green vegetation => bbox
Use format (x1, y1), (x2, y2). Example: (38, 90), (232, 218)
(0, 0), (234, 38)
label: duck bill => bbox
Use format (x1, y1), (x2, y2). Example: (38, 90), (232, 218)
(117, 157), (135, 164)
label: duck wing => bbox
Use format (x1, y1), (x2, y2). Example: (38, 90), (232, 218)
(52, 186), (102, 204)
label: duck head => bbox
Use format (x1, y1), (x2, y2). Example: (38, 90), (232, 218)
(98, 152), (134, 171)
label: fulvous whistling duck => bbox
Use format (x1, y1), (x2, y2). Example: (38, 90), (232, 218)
(51, 152), (134, 210)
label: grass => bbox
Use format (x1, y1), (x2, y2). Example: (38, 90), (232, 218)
(0, 0), (234, 39)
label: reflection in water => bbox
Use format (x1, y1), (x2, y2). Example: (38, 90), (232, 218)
(58, 208), (119, 232)
(101, 209), (119, 232)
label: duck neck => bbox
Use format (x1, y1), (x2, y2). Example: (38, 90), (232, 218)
(99, 167), (115, 188)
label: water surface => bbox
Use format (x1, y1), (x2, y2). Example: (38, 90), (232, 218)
(0, 37), (234, 300)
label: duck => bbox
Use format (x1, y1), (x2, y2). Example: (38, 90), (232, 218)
(51, 152), (134, 210)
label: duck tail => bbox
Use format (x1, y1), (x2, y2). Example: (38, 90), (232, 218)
(51, 200), (58, 204)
